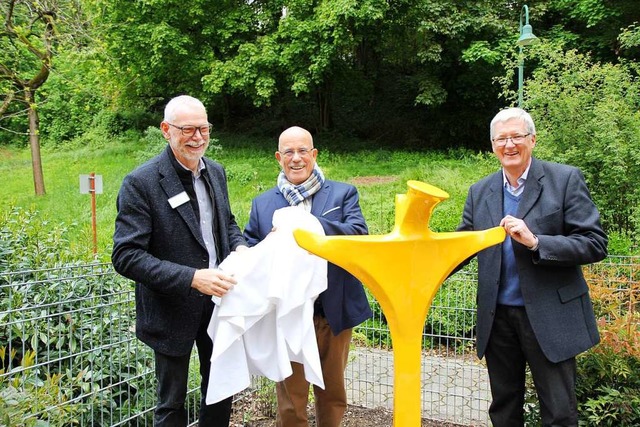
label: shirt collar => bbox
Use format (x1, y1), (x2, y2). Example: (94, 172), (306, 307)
(175, 157), (206, 179)
(502, 162), (531, 190)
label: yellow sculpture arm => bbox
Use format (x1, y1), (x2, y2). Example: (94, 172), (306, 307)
(292, 180), (505, 427)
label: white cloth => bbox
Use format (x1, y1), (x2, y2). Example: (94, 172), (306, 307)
(206, 207), (328, 404)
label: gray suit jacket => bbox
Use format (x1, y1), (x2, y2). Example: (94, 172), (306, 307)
(458, 158), (607, 362)
(112, 145), (246, 356)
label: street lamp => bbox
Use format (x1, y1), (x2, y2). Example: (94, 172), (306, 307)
(517, 4), (539, 107)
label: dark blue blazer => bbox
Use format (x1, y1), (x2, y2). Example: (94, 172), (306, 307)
(458, 158), (608, 363)
(112, 145), (246, 356)
(243, 180), (373, 335)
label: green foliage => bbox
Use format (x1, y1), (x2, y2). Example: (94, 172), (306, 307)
(518, 43), (640, 239)
(575, 312), (640, 426)
(424, 269), (477, 352)
(0, 202), (159, 422)
(619, 23), (640, 50)
(0, 348), (87, 426)
(4, 0), (639, 152)
(0, 206), (79, 271)
(37, 47), (111, 146)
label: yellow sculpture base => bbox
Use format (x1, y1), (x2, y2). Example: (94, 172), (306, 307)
(294, 180), (505, 426)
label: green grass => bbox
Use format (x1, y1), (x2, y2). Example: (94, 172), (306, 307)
(0, 133), (498, 262)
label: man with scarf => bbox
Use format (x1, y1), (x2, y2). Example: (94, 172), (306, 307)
(243, 126), (373, 427)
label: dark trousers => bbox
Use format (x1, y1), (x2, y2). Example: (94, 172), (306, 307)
(485, 305), (577, 427)
(154, 304), (232, 427)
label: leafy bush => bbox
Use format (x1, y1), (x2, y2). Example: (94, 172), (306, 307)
(424, 267), (477, 352)
(0, 348), (88, 426)
(0, 206), (80, 272)
(518, 43), (640, 240)
(576, 312), (640, 426)
(0, 206), (158, 424)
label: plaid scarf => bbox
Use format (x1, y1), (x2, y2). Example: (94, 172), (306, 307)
(277, 165), (325, 206)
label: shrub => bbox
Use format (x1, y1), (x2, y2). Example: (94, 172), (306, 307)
(424, 267), (478, 353)
(0, 206), (79, 272)
(0, 348), (88, 426)
(518, 43), (640, 240)
(576, 313), (640, 426)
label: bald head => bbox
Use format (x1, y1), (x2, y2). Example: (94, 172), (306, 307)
(278, 126), (313, 151)
(276, 126), (317, 185)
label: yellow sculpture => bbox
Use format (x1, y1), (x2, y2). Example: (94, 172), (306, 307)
(294, 180), (505, 427)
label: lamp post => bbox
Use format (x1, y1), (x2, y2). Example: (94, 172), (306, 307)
(517, 5), (539, 107)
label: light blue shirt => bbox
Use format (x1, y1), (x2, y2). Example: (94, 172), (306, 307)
(502, 163), (531, 197)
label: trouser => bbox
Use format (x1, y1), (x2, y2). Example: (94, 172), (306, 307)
(276, 315), (353, 427)
(485, 305), (578, 427)
(153, 304), (232, 426)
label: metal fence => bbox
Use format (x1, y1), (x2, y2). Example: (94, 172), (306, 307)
(1, 257), (638, 426)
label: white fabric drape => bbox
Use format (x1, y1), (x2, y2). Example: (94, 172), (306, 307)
(206, 207), (328, 404)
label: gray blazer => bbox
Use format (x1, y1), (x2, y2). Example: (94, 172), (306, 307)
(458, 158), (607, 363)
(112, 145), (246, 356)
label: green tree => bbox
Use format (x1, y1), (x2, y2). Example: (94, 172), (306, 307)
(518, 43), (640, 238)
(203, 0), (512, 142)
(91, 0), (264, 116)
(0, 0), (59, 195)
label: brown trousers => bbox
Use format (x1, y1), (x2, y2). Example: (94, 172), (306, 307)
(276, 316), (353, 427)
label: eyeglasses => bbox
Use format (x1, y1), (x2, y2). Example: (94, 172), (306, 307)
(492, 133), (531, 147)
(278, 147), (314, 159)
(167, 122), (213, 137)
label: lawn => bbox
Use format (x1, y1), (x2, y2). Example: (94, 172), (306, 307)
(0, 132), (497, 262)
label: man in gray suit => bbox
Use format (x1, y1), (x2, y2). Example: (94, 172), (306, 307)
(457, 107), (607, 426)
(112, 95), (247, 426)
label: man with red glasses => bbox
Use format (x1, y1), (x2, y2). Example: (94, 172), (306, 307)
(112, 95), (247, 426)
(457, 107), (608, 426)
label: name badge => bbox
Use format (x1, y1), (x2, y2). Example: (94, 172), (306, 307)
(168, 191), (190, 209)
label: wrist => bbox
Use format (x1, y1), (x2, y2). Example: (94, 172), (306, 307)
(528, 235), (539, 251)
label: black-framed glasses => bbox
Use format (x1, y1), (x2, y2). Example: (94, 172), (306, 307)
(492, 133), (531, 147)
(167, 122), (213, 137)
(278, 147), (314, 159)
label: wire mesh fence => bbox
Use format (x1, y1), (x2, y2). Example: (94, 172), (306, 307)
(1, 256), (638, 426)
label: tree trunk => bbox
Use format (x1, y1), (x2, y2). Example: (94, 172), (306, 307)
(26, 89), (46, 195)
(317, 82), (332, 131)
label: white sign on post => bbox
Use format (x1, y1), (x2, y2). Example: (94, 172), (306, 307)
(79, 174), (103, 194)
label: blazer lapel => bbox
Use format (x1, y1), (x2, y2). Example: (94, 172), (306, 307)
(310, 182), (330, 217)
(157, 149), (206, 249)
(518, 159), (543, 219)
(484, 173), (504, 226)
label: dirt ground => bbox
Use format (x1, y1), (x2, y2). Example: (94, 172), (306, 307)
(229, 392), (466, 427)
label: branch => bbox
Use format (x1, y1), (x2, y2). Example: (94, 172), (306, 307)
(4, 2), (50, 61)
(0, 61), (22, 84)
(0, 91), (16, 116)
(27, 12), (55, 90)
(5, 0), (16, 29)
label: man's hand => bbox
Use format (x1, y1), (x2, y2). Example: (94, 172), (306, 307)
(500, 215), (538, 250)
(192, 269), (237, 297)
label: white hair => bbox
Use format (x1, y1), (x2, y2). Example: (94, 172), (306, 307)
(163, 95), (206, 122)
(490, 107), (536, 140)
